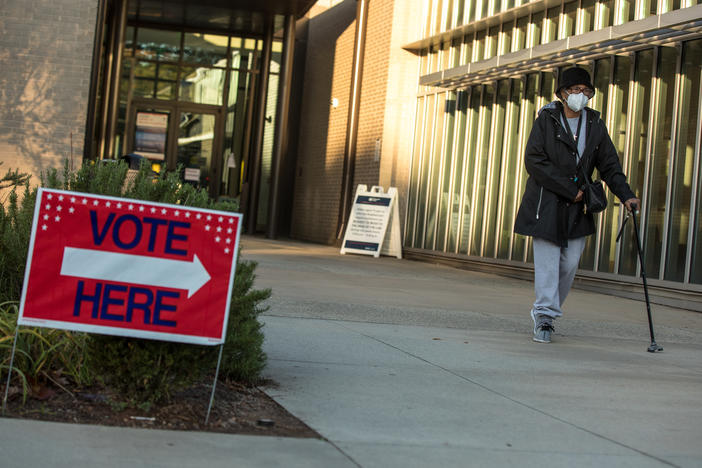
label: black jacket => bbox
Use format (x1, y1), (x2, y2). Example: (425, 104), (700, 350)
(514, 101), (635, 247)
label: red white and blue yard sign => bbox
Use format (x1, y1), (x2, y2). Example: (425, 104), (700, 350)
(18, 188), (242, 345)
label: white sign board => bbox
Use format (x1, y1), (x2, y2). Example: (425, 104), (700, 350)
(134, 112), (168, 161)
(184, 168), (201, 182)
(340, 185), (402, 259)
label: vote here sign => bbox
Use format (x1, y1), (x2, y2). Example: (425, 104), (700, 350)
(18, 188), (242, 345)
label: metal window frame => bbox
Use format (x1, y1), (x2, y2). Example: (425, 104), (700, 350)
(637, 46), (660, 279)
(494, 77), (520, 259)
(659, 44), (683, 280)
(455, 86), (479, 253)
(429, 92), (453, 250)
(613, 52), (636, 275)
(441, 91), (464, 252)
(466, 84), (488, 254)
(419, 94), (441, 248)
(684, 50), (702, 283)
(508, 74), (531, 260)
(483, 79), (510, 258)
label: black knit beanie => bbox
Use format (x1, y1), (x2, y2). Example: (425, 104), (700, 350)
(555, 67), (595, 97)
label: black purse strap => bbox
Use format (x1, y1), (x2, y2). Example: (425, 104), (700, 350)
(560, 106), (591, 186)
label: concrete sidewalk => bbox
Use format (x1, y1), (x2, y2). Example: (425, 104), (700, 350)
(2, 236), (700, 467)
(245, 237), (702, 468)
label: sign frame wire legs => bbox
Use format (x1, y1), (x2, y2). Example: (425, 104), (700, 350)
(205, 343), (225, 424)
(2, 327), (20, 415)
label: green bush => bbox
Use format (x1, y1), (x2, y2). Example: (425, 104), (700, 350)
(1, 160), (270, 406)
(1, 302), (92, 402)
(0, 183), (36, 304)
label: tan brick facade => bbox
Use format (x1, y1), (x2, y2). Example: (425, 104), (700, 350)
(291, 0), (422, 245)
(0, 0), (97, 186)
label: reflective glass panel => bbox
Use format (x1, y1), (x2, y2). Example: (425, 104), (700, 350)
(437, 92), (458, 250)
(183, 33), (228, 67)
(599, 55), (632, 273)
(581, 0), (596, 32)
(668, 40), (701, 281)
(484, 79), (509, 257)
(498, 79), (524, 259)
(561, 0), (578, 39)
(179, 66), (225, 105)
(414, 95), (436, 247)
(135, 28), (181, 62)
(452, 37), (462, 67)
(473, 29), (486, 62)
(462, 33), (474, 65)
(470, 84), (495, 256)
(485, 26), (500, 60)
(644, 46), (677, 278)
(256, 66), (280, 231)
(458, 87), (482, 253)
(425, 93), (448, 249)
(528, 11), (544, 47)
(448, 91), (469, 252)
(544, 6), (560, 43)
(405, 97), (426, 246)
(512, 73), (539, 261)
(124, 27), (135, 56)
(598, 0), (614, 28)
(581, 58), (612, 271)
(499, 21), (513, 56)
(619, 49), (654, 275)
(177, 112), (215, 188)
(514, 15), (529, 52)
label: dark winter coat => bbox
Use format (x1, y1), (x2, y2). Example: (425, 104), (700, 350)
(514, 101), (635, 247)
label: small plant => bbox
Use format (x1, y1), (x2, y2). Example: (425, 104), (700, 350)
(0, 183), (37, 304)
(1, 302), (91, 403)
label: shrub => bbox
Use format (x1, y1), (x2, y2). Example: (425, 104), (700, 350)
(2, 160), (270, 406)
(0, 183), (36, 304)
(1, 302), (91, 402)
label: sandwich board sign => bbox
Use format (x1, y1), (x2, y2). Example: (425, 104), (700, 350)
(340, 185), (402, 259)
(18, 188), (242, 346)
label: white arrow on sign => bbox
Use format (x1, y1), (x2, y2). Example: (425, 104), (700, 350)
(60, 247), (211, 298)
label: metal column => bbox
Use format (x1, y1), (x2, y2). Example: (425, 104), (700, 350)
(266, 14), (296, 239)
(245, 16), (274, 234)
(336, 0), (370, 238)
(83, 0), (108, 161)
(104, 0), (128, 159)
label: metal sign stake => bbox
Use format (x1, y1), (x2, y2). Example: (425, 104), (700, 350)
(2, 328), (20, 414)
(205, 344), (225, 425)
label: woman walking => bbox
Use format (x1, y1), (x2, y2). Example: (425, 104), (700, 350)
(514, 67), (640, 343)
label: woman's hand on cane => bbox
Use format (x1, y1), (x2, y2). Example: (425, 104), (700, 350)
(624, 198), (640, 213)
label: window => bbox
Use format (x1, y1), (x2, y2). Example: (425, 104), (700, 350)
(667, 40), (701, 281)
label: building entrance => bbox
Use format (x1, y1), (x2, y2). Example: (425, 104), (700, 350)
(86, 0), (307, 236)
(128, 100), (223, 195)
(108, 25), (267, 200)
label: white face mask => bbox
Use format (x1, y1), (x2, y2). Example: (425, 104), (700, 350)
(566, 92), (590, 112)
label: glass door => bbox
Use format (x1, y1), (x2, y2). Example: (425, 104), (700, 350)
(128, 102), (176, 174)
(176, 107), (222, 196)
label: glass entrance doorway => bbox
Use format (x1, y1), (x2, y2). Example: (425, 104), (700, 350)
(115, 25), (266, 199)
(128, 101), (222, 195)
(176, 108), (219, 193)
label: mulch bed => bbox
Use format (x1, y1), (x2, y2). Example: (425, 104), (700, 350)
(1, 379), (319, 438)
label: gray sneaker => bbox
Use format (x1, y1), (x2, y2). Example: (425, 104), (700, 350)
(531, 310), (554, 343)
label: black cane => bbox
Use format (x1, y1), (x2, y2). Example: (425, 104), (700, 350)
(628, 204), (663, 352)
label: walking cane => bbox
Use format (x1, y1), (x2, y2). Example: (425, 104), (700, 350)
(616, 203), (663, 353)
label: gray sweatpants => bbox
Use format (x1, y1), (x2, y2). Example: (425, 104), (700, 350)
(531, 236), (587, 319)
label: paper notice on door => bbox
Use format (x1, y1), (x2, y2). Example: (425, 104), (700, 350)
(184, 168), (201, 182)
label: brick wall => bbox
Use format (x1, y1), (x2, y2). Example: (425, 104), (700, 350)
(291, 0), (403, 244)
(291, 0), (356, 244)
(0, 0), (97, 188)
